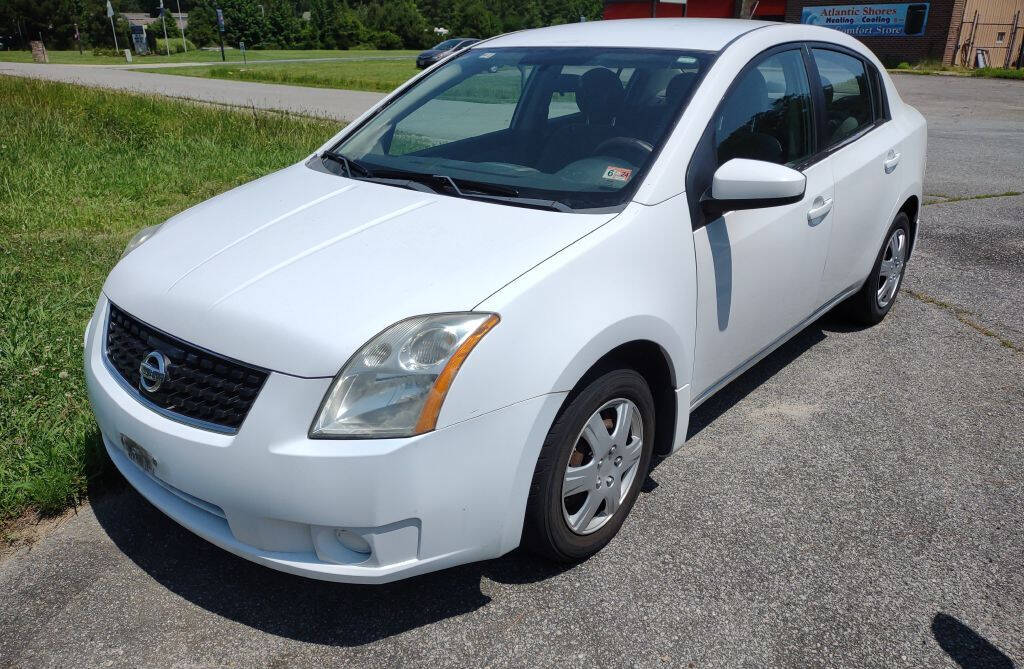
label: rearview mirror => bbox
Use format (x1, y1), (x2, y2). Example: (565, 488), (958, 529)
(701, 158), (806, 218)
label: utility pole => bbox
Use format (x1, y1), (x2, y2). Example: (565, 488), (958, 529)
(175, 0), (186, 51)
(159, 0), (169, 55)
(216, 8), (225, 62)
(106, 0), (119, 51)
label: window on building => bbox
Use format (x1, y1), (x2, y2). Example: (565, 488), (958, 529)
(997, 32), (1007, 44)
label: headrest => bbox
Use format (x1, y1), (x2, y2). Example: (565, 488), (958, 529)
(819, 75), (835, 105)
(577, 67), (625, 125)
(665, 72), (697, 107)
(721, 68), (769, 135)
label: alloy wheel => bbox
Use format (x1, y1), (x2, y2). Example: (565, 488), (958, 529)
(561, 398), (644, 535)
(876, 228), (907, 309)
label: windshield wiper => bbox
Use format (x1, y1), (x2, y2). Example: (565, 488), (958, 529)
(320, 150), (374, 178)
(433, 175), (520, 198)
(455, 192), (575, 212)
(321, 154), (441, 194)
(428, 175), (572, 212)
(319, 158), (573, 212)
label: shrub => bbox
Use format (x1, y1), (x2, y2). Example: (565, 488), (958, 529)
(92, 47), (123, 57)
(897, 62), (911, 70)
(372, 30), (404, 50)
(155, 37), (198, 54)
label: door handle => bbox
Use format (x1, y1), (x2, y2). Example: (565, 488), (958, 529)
(883, 150), (901, 174)
(807, 196), (833, 223)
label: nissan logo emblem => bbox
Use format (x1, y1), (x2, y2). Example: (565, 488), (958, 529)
(139, 350), (168, 393)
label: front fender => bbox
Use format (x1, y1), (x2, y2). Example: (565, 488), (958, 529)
(437, 197), (697, 444)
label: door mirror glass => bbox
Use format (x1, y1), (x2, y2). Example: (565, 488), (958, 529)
(702, 158), (806, 216)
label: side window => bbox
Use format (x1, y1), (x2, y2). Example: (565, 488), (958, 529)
(713, 49), (813, 168)
(811, 48), (874, 147)
(870, 63), (888, 120)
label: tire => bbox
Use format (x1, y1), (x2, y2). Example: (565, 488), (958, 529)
(844, 212), (911, 326)
(522, 368), (655, 562)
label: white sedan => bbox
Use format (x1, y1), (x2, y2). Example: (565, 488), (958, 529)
(85, 18), (925, 583)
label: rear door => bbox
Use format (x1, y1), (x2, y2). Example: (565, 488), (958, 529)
(810, 47), (905, 303)
(688, 46), (836, 402)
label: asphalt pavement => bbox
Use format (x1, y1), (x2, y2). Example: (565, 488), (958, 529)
(1, 73), (1022, 668)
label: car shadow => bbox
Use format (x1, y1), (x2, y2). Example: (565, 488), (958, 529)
(683, 309), (857, 442)
(90, 477), (571, 646)
(931, 612), (1015, 669)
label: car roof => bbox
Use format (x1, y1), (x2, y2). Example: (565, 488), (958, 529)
(480, 18), (775, 52)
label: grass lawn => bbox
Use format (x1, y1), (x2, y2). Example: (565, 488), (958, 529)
(0, 75), (339, 524)
(891, 62), (1024, 80)
(0, 48), (417, 66)
(155, 57), (421, 92)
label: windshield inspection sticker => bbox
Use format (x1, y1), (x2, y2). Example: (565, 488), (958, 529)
(603, 166), (633, 182)
(479, 52), (495, 59)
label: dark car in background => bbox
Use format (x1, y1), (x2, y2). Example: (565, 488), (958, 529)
(416, 37), (479, 68)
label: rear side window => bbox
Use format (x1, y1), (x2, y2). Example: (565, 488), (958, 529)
(811, 48), (874, 147)
(713, 49), (813, 168)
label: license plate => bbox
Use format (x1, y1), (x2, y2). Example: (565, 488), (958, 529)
(120, 434), (157, 476)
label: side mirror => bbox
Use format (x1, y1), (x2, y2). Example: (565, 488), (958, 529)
(701, 158), (806, 218)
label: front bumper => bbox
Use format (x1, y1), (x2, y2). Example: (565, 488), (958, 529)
(85, 296), (564, 583)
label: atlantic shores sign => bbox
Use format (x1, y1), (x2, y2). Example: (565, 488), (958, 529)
(801, 3), (930, 37)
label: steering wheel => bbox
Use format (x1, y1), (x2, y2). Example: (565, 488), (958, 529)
(592, 136), (653, 166)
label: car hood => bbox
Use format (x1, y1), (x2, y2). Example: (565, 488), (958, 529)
(104, 163), (614, 377)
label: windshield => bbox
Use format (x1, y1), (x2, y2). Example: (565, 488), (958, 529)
(432, 39), (462, 50)
(330, 47), (712, 211)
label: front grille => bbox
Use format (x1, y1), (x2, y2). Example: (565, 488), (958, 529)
(105, 304), (268, 433)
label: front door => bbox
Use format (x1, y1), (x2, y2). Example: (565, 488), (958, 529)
(689, 47), (835, 401)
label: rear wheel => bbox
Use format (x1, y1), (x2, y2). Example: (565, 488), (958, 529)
(844, 212), (911, 325)
(523, 368), (654, 562)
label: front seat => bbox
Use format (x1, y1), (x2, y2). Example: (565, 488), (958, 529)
(716, 68), (784, 164)
(537, 67), (626, 172)
(639, 71), (698, 142)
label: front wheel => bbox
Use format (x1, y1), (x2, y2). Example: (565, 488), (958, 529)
(844, 212), (911, 326)
(522, 368), (655, 562)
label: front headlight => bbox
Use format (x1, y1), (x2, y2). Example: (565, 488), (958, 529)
(310, 313), (499, 439)
(120, 223), (163, 259)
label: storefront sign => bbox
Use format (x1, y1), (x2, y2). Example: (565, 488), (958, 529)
(801, 3), (930, 37)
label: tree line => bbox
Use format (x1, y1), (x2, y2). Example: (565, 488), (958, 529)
(0, 0), (603, 51)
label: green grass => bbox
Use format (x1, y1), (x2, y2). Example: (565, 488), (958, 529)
(971, 67), (1024, 80)
(0, 75), (339, 522)
(155, 57), (420, 92)
(924, 190), (1022, 205)
(892, 61), (1024, 80)
(0, 48), (417, 66)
